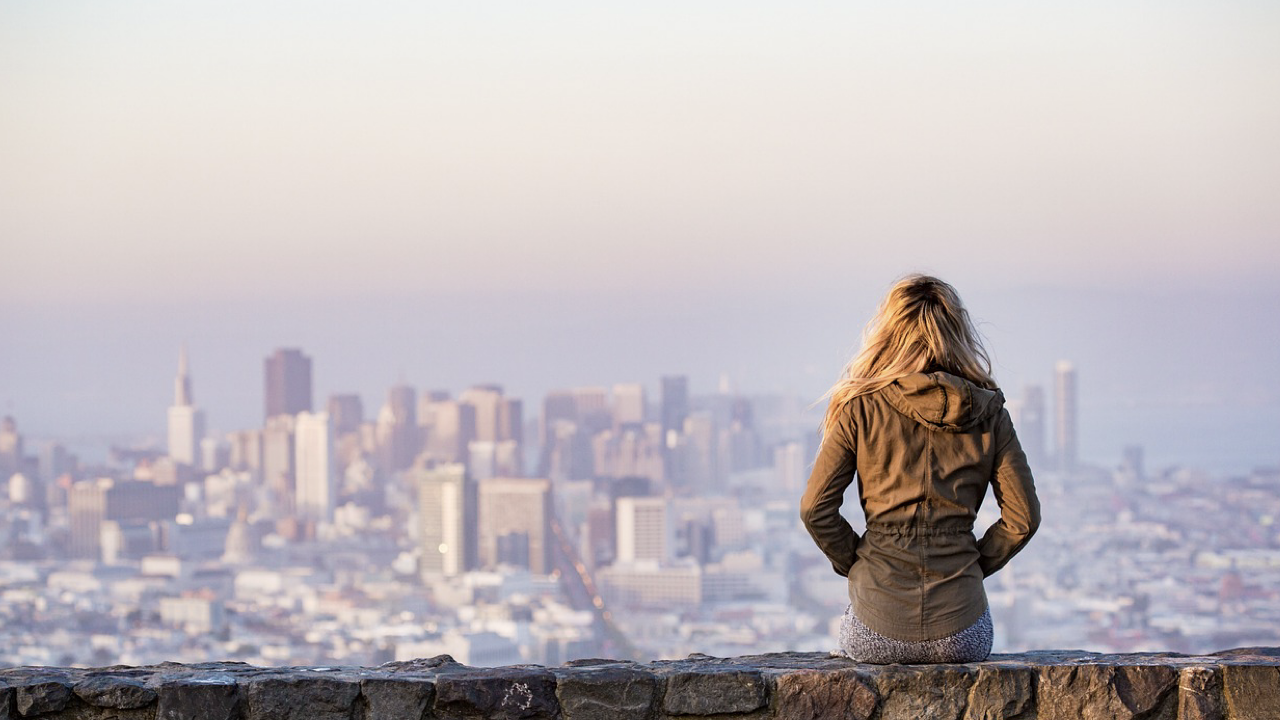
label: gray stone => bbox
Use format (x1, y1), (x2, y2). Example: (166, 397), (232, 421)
(358, 677), (434, 720)
(773, 668), (877, 720)
(245, 675), (360, 720)
(75, 676), (159, 710)
(965, 665), (1035, 720)
(156, 679), (242, 720)
(1, 681), (11, 720)
(434, 668), (558, 720)
(1177, 666), (1221, 720)
(1222, 664), (1280, 720)
(869, 665), (976, 720)
(1039, 664), (1177, 720)
(15, 679), (74, 716)
(555, 666), (656, 720)
(661, 666), (767, 716)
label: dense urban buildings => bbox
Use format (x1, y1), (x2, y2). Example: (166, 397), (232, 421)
(0, 349), (1275, 668)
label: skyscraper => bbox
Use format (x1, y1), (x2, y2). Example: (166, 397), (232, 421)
(417, 463), (476, 578)
(1054, 361), (1078, 473)
(615, 496), (670, 564)
(264, 348), (312, 420)
(294, 411), (335, 522)
(378, 384), (420, 472)
(660, 376), (689, 436)
(612, 383), (646, 427)
(327, 394), (364, 435)
(167, 346), (206, 466)
(477, 477), (552, 573)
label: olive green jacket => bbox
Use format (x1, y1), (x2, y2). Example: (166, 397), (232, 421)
(800, 371), (1040, 641)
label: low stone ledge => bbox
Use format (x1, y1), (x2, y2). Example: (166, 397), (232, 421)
(0, 648), (1277, 720)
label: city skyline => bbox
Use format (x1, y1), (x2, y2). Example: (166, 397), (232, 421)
(3, 2), (1278, 475)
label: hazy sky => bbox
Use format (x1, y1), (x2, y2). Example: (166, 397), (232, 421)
(2, 2), (1278, 471)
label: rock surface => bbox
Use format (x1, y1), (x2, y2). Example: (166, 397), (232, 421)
(0, 649), (1276, 720)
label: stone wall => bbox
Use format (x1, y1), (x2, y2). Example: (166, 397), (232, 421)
(1, 648), (1277, 720)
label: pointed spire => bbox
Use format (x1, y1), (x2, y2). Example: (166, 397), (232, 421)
(174, 344), (193, 407)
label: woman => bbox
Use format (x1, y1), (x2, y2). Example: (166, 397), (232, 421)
(800, 275), (1040, 663)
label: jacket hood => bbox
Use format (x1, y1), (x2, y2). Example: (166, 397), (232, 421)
(883, 371), (1005, 432)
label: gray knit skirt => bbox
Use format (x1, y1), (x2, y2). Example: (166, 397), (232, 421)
(836, 604), (993, 664)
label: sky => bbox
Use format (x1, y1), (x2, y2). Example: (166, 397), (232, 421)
(2, 1), (1279, 472)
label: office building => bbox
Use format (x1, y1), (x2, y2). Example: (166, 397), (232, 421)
(615, 496), (670, 564)
(417, 464), (476, 579)
(477, 477), (553, 573)
(460, 385), (504, 442)
(264, 348), (312, 420)
(378, 384), (420, 472)
(68, 479), (181, 560)
(1055, 361), (1078, 473)
(0, 416), (22, 481)
(660, 376), (689, 436)
(327, 394), (364, 435)
(294, 412), (335, 523)
(612, 383), (646, 427)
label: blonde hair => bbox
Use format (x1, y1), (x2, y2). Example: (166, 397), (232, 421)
(820, 274), (996, 440)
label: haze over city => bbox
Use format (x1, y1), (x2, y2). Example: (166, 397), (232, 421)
(1, 1), (1279, 670)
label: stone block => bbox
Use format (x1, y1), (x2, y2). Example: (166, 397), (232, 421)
(661, 667), (767, 716)
(869, 665), (976, 720)
(1176, 666), (1222, 720)
(245, 675), (360, 720)
(15, 679), (74, 717)
(358, 677), (434, 720)
(1039, 664), (1177, 720)
(555, 666), (657, 720)
(434, 668), (559, 720)
(1222, 665), (1280, 720)
(773, 668), (877, 720)
(155, 679), (242, 720)
(965, 665), (1035, 720)
(74, 676), (158, 710)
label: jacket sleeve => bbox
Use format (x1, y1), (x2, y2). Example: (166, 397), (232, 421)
(976, 408), (1041, 577)
(799, 403), (861, 577)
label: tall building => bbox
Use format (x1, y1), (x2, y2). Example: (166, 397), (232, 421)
(422, 399), (475, 464)
(1054, 361), (1078, 473)
(615, 496), (670, 564)
(660, 376), (689, 436)
(294, 412), (335, 522)
(0, 416), (23, 481)
(477, 477), (552, 573)
(1017, 385), (1047, 469)
(68, 479), (181, 560)
(572, 387), (611, 434)
(417, 463), (476, 578)
(167, 346), (206, 466)
(378, 384), (420, 472)
(612, 383), (646, 427)
(459, 386), (522, 476)
(327, 394), (364, 435)
(264, 348), (313, 420)
(460, 385), (504, 442)
(262, 414), (296, 515)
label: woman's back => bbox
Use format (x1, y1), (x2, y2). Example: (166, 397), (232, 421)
(804, 370), (1038, 642)
(799, 274), (1040, 663)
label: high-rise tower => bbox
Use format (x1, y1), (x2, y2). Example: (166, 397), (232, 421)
(417, 463), (476, 579)
(264, 348), (312, 420)
(167, 345), (206, 466)
(1054, 361), (1078, 473)
(294, 411), (335, 522)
